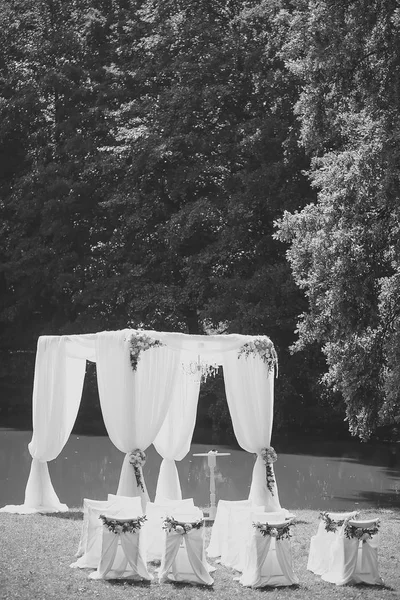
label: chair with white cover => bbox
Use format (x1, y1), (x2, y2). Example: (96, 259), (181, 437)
(307, 510), (359, 575)
(143, 498), (195, 562)
(207, 499), (253, 559)
(158, 508), (213, 585)
(89, 513), (152, 581)
(71, 495), (143, 569)
(219, 504), (266, 571)
(321, 518), (383, 586)
(239, 515), (298, 588)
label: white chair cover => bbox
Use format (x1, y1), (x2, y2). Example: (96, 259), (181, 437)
(239, 518), (298, 588)
(71, 496), (143, 569)
(307, 511), (359, 575)
(89, 516), (152, 581)
(220, 504), (265, 571)
(143, 498), (195, 562)
(159, 510), (213, 585)
(321, 519), (383, 586)
(207, 499), (253, 558)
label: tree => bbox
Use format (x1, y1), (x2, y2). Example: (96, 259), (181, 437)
(275, 0), (400, 439)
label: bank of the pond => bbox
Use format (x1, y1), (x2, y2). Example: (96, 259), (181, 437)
(0, 508), (399, 600)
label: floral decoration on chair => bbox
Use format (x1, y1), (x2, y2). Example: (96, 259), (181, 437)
(237, 337), (278, 375)
(344, 521), (380, 542)
(261, 446), (278, 495)
(319, 511), (359, 533)
(129, 332), (165, 372)
(129, 449), (146, 492)
(253, 521), (293, 541)
(99, 514), (147, 534)
(162, 516), (203, 534)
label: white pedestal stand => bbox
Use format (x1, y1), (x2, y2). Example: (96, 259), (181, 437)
(193, 450), (230, 521)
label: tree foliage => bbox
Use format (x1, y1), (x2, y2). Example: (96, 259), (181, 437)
(276, 0), (400, 439)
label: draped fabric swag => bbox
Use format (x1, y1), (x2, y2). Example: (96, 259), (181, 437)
(0, 330), (281, 514)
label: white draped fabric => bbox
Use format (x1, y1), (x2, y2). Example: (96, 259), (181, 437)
(159, 512), (213, 585)
(154, 369), (201, 501)
(307, 511), (360, 575)
(95, 330), (180, 509)
(0, 329), (281, 515)
(1, 335), (92, 514)
(223, 350), (280, 510)
(239, 521), (298, 587)
(321, 520), (383, 586)
(89, 526), (152, 581)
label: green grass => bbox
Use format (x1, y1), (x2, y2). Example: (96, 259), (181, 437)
(1, 508), (400, 600)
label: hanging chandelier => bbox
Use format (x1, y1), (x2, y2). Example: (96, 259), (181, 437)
(182, 355), (220, 383)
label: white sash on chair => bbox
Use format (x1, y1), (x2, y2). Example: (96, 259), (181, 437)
(159, 517), (213, 585)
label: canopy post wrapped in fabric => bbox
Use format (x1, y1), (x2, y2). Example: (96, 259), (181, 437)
(154, 367), (201, 501)
(95, 330), (182, 511)
(223, 346), (281, 511)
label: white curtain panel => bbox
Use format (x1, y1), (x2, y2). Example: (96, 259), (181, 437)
(222, 350), (281, 511)
(1, 335), (90, 513)
(95, 330), (180, 509)
(154, 369), (201, 501)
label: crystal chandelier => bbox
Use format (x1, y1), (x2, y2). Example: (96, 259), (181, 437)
(182, 355), (220, 383)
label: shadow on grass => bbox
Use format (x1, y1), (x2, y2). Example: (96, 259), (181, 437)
(107, 579), (152, 588)
(42, 511), (83, 520)
(252, 583), (301, 593)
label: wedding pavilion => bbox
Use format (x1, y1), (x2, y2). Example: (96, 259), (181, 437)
(0, 329), (282, 514)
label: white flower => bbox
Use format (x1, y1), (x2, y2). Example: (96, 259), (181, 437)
(270, 528), (278, 538)
(184, 523), (192, 532)
(175, 525), (184, 533)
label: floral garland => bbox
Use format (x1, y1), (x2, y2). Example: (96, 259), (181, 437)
(99, 514), (147, 535)
(344, 521), (380, 542)
(261, 446), (278, 496)
(253, 521), (293, 541)
(319, 512), (359, 533)
(238, 337), (278, 375)
(162, 516), (203, 535)
(129, 448), (146, 492)
(129, 332), (165, 372)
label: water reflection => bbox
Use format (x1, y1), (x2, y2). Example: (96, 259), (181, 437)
(0, 428), (399, 510)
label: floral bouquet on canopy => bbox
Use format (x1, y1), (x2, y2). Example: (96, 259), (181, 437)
(129, 449), (146, 492)
(261, 446), (278, 495)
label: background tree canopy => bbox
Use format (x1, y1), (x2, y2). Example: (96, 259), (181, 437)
(1, 0), (398, 442)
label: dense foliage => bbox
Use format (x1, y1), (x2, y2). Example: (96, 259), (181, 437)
(2, 0), (399, 441)
(275, 0), (400, 439)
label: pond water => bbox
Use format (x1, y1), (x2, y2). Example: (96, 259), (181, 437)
(1, 428), (399, 511)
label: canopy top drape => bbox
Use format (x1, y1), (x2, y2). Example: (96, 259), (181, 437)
(51, 329), (277, 367)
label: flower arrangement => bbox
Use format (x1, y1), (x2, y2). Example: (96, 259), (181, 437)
(129, 449), (146, 492)
(238, 337), (278, 375)
(344, 521), (380, 542)
(253, 521), (293, 541)
(99, 514), (147, 535)
(260, 446), (277, 496)
(162, 516), (203, 534)
(129, 332), (165, 372)
(319, 512), (359, 533)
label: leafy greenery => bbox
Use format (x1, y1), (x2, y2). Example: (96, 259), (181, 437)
(275, 1), (400, 439)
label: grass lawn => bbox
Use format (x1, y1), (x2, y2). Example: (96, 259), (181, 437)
(0, 508), (399, 600)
